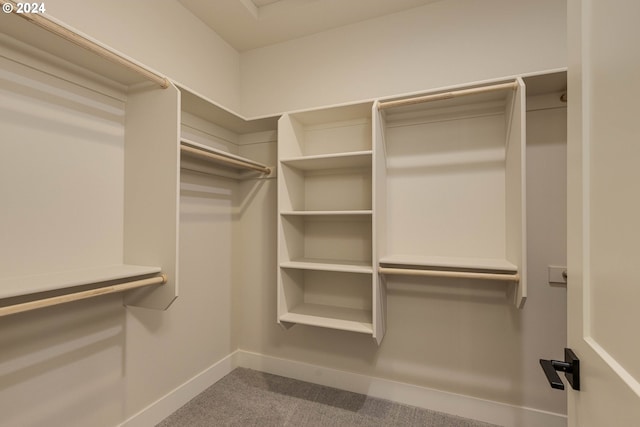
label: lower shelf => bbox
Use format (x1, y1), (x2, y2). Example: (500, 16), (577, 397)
(379, 254), (518, 273)
(280, 303), (373, 334)
(379, 254), (519, 282)
(0, 264), (162, 300)
(379, 254), (525, 308)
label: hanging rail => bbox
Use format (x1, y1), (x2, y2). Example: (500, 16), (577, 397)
(180, 143), (271, 175)
(377, 81), (518, 110)
(0, 274), (167, 317)
(378, 267), (519, 282)
(0, 0), (169, 89)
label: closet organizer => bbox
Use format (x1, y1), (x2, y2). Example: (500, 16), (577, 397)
(2, 6), (530, 339)
(0, 9), (178, 315)
(0, 8), (277, 317)
(277, 79), (527, 343)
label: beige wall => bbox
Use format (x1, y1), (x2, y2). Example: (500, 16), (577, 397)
(240, 0), (567, 117)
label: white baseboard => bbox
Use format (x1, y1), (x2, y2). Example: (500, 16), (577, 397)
(120, 349), (567, 427)
(119, 351), (238, 427)
(236, 350), (567, 427)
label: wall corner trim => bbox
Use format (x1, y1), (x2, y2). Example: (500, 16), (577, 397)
(121, 350), (567, 427)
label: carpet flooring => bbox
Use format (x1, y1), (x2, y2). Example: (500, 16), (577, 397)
(157, 368), (501, 427)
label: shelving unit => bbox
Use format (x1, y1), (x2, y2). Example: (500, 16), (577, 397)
(277, 102), (385, 343)
(376, 80), (527, 307)
(0, 11), (179, 311)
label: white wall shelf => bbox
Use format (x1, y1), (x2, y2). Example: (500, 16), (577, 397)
(0, 265), (162, 300)
(0, 10), (159, 91)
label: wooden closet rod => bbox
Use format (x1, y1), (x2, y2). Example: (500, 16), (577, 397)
(180, 144), (272, 175)
(1, 0), (170, 89)
(379, 267), (519, 282)
(377, 81), (518, 110)
(0, 274), (167, 317)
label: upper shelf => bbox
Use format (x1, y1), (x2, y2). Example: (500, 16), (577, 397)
(0, 9), (167, 90)
(279, 102), (373, 159)
(179, 85), (278, 134)
(380, 81), (518, 127)
(288, 102), (373, 126)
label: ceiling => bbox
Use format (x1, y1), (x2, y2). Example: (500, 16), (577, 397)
(178, 0), (443, 51)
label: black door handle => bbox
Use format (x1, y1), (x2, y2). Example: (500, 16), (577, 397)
(539, 348), (580, 391)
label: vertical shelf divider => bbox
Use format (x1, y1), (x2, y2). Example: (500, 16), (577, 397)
(123, 83), (181, 310)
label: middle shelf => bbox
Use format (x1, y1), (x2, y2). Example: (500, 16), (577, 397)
(279, 162), (372, 212)
(178, 85), (278, 181)
(281, 258), (374, 274)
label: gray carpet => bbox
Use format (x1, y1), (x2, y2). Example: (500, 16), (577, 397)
(157, 368), (500, 427)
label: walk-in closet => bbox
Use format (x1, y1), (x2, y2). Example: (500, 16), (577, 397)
(1, 0), (598, 426)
